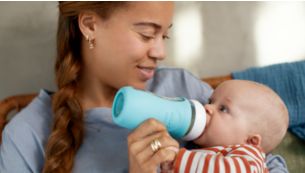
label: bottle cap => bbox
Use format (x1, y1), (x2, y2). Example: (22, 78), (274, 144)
(182, 100), (206, 141)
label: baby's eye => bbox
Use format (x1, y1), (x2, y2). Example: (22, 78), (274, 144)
(219, 105), (228, 113)
(208, 98), (212, 104)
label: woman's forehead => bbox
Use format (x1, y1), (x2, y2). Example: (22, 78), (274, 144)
(108, 2), (174, 30)
(115, 2), (174, 19)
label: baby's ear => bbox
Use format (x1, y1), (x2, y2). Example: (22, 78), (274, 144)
(246, 134), (262, 147)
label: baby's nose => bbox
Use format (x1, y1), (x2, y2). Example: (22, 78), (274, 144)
(204, 104), (214, 115)
(203, 104), (212, 126)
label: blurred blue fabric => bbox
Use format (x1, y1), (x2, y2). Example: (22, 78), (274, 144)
(232, 60), (305, 141)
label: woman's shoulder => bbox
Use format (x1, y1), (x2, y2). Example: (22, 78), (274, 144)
(148, 67), (200, 91)
(153, 67), (195, 78)
(1, 90), (52, 172)
(147, 67), (213, 103)
(4, 89), (53, 145)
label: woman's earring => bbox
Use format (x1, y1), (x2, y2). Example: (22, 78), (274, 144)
(86, 35), (95, 49)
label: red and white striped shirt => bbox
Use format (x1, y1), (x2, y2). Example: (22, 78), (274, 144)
(174, 144), (268, 173)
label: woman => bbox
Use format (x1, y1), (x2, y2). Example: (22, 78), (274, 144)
(0, 2), (288, 173)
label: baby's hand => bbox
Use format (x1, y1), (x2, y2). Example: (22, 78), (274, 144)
(160, 146), (178, 173)
(160, 161), (174, 173)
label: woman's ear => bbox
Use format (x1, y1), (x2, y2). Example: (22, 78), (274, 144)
(246, 134), (262, 147)
(78, 11), (98, 38)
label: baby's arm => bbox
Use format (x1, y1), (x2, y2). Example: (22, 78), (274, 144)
(173, 144), (267, 173)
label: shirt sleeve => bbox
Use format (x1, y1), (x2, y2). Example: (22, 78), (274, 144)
(0, 108), (47, 173)
(174, 145), (268, 173)
(266, 153), (289, 173)
(0, 126), (33, 173)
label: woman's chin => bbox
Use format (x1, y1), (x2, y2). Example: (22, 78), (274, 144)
(124, 80), (146, 90)
(131, 83), (146, 90)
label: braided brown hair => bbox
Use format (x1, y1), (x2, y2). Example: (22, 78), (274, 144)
(43, 2), (127, 173)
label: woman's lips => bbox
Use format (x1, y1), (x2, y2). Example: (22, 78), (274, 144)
(137, 66), (155, 81)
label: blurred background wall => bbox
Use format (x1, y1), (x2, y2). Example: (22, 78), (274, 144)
(0, 2), (57, 99)
(1, 1), (305, 99)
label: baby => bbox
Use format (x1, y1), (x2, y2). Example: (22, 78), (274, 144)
(163, 80), (289, 173)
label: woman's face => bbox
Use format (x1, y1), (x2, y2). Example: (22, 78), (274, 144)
(84, 2), (174, 90)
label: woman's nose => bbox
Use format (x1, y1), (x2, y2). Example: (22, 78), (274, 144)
(148, 38), (166, 61)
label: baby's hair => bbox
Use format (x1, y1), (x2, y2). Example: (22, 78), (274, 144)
(246, 81), (289, 153)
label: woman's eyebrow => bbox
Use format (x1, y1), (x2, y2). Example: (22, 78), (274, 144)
(133, 22), (173, 31)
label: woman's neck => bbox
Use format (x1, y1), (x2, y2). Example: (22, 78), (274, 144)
(77, 78), (117, 111)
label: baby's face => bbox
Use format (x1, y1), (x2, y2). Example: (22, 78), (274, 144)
(194, 80), (263, 147)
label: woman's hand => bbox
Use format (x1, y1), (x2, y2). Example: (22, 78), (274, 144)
(127, 118), (179, 173)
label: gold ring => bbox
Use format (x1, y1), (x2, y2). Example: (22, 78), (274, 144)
(150, 139), (162, 153)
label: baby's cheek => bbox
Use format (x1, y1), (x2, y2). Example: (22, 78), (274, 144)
(205, 114), (211, 127)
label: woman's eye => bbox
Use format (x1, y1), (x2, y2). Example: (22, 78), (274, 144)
(219, 105), (228, 113)
(162, 35), (170, 40)
(140, 34), (154, 41)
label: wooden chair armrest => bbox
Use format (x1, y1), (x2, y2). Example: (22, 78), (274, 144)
(202, 74), (233, 89)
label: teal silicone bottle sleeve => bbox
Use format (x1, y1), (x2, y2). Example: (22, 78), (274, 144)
(112, 86), (193, 139)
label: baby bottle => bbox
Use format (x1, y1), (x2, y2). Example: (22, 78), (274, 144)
(112, 86), (206, 141)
